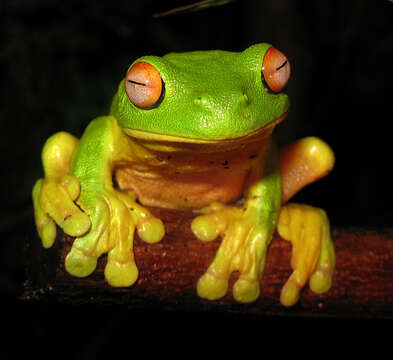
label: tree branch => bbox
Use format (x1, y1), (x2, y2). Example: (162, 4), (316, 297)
(22, 208), (393, 319)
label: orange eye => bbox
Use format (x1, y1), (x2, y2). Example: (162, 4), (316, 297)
(262, 47), (290, 93)
(125, 62), (164, 109)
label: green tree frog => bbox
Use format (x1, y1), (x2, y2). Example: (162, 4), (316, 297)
(32, 44), (335, 306)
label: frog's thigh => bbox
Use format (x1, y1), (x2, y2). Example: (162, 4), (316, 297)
(280, 137), (334, 203)
(277, 203), (335, 307)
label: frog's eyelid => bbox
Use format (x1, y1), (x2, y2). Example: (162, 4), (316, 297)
(128, 79), (146, 87)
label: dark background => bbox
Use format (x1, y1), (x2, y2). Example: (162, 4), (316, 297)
(1, 0), (393, 355)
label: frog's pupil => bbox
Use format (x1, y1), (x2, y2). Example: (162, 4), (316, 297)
(276, 60), (288, 71)
(128, 79), (146, 86)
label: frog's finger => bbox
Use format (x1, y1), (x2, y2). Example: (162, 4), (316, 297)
(40, 178), (91, 237)
(197, 218), (248, 300)
(116, 192), (165, 244)
(136, 216), (165, 244)
(60, 174), (80, 201)
(196, 232), (237, 300)
(197, 270), (230, 301)
(191, 214), (221, 242)
(32, 179), (57, 248)
(65, 197), (110, 278)
(191, 206), (242, 242)
(105, 198), (138, 287)
(232, 226), (268, 303)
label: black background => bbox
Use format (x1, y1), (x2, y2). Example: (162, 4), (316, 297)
(1, 0), (393, 354)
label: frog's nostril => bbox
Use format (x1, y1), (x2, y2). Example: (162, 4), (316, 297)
(194, 94), (210, 107)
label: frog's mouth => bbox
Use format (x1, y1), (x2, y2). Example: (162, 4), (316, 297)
(123, 112), (287, 154)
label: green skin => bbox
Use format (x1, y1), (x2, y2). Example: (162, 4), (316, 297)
(33, 43), (334, 305)
(112, 43), (289, 139)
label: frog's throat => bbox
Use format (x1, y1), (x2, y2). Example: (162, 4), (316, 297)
(123, 112), (287, 153)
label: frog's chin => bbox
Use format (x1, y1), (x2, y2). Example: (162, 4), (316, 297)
(123, 112), (287, 153)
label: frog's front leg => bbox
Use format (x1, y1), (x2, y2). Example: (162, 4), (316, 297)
(192, 137), (335, 305)
(191, 142), (281, 303)
(65, 117), (165, 286)
(34, 116), (164, 286)
(65, 185), (164, 286)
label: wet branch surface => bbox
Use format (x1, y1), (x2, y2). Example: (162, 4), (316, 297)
(22, 208), (393, 320)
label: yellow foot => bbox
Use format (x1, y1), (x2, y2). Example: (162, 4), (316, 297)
(192, 203), (270, 303)
(63, 188), (165, 286)
(277, 203), (335, 307)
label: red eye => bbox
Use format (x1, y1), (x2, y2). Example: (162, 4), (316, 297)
(125, 62), (164, 109)
(262, 48), (290, 93)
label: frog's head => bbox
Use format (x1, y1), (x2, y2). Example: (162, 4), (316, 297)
(111, 43), (290, 147)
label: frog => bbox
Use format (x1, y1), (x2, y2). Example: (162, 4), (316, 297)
(32, 43), (335, 306)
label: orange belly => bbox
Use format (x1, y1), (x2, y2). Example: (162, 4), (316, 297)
(115, 166), (249, 209)
(114, 128), (273, 210)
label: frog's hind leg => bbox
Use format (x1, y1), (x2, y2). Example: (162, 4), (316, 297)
(280, 136), (335, 203)
(277, 204), (335, 307)
(277, 137), (335, 307)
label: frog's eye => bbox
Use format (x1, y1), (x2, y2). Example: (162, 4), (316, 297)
(125, 62), (164, 109)
(262, 48), (290, 93)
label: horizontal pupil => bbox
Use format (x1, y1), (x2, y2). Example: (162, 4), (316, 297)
(128, 79), (146, 86)
(276, 60), (287, 71)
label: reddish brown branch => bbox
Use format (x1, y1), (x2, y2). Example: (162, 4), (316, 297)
(23, 208), (393, 319)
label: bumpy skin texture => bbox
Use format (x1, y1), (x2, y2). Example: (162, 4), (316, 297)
(32, 44), (335, 306)
(112, 44), (289, 140)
